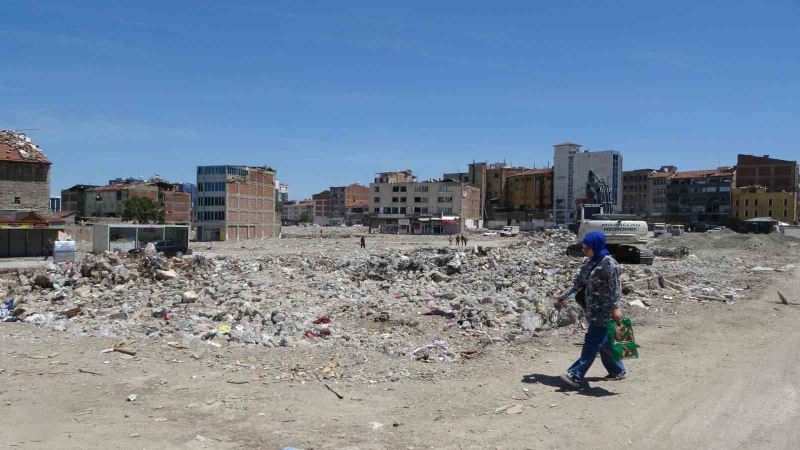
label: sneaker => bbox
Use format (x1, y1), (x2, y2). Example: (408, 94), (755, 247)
(560, 372), (582, 388)
(605, 371), (627, 380)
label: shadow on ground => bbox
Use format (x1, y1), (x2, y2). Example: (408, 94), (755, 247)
(522, 374), (619, 398)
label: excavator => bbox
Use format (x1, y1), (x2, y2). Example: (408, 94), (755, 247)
(565, 171), (654, 265)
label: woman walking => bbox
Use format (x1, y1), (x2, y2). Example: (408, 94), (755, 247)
(557, 231), (626, 388)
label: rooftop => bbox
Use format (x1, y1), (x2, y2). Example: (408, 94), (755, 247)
(508, 168), (554, 177)
(0, 130), (50, 164)
(671, 168), (735, 179)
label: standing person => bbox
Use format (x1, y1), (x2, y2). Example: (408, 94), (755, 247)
(557, 231), (626, 388)
(462, 235), (469, 248)
(448, 235), (453, 246)
(43, 238), (54, 261)
(360, 236), (366, 249)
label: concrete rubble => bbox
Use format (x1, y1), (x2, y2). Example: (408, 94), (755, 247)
(1, 228), (797, 384)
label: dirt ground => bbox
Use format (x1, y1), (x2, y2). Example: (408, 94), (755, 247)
(2, 238), (799, 449)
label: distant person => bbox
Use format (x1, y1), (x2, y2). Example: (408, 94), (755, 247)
(448, 235), (453, 246)
(360, 236), (366, 249)
(556, 231), (625, 389)
(43, 239), (54, 261)
(462, 235), (469, 247)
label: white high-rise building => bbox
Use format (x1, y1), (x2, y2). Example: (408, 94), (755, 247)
(553, 141), (622, 226)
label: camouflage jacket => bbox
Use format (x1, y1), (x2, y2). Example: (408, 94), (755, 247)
(565, 255), (622, 327)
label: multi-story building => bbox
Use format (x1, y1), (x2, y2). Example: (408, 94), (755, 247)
(329, 183), (370, 225)
(0, 130), (64, 257)
(665, 168), (735, 227)
(195, 165), (280, 241)
(369, 171), (481, 234)
(735, 154), (799, 193)
(732, 186), (798, 223)
(278, 183), (289, 203)
(553, 141), (623, 226)
(61, 184), (99, 218)
(646, 166), (678, 219)
(283, 199), (314, 225)
(84, 181), (191, 223)
(466, 162), (527, 219)
(0, 130), (51, 210)
(505, 168), (554, 219)
(312, 190), (330, 226)
(621, 169), (655, 217)
(442, 172), (472, 183)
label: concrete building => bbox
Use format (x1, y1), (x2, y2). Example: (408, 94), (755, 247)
(732, 186), (798, 223)
(283, 199), (313, 225)
(466, 162), (527, 220)
(369, 171), (481, 234)
(553, 141), (623, 226)
(442, 172), (472, 183)
(195, 165), (280, 241)
(505, 168), (554, 219)
(0, 130), (51, 210)
(735, 154), (799, 193)
(278, 183), (289, 203)
(665, 168), (735, 227)
(84, 181), (191, 224)
(622, 168), (655, 217)
(61, 184), (99, 219)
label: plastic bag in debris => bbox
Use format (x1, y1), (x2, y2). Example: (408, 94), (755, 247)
(606, 318), (639, 361)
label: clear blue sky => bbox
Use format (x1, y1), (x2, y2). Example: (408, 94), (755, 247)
(2, 1), (798, 199)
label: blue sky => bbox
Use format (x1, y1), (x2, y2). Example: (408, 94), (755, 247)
(2, 1), (798, 199)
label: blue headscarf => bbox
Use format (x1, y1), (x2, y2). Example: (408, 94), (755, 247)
(582, 231), (610, 262)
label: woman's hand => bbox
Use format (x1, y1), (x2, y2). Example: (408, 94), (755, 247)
(612, 308), (622, 323)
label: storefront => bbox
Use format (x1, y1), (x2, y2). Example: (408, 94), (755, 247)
(92, 224), (190, 254)
(0, 211), (64, 258)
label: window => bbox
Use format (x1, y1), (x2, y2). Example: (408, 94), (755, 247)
(392, 197), (399, 203)
(374, 208), (379, 213)
(784, 198), (789, 206)
(735, 200), (739, 207)
(400, 197), (407, 203)
(374, 186), (380, 192)
(754, 210), (759, 217)
(383, 207), (390, 214)
(754, 199), (759, 206)
(768, 198), (773, 207)
(400, 186), (407, 192)
(392, 186), (400, 192)
(399, 207), (406, 214)
(391, 207), (398, 214)
(745, 199), (749, 207)
(415, 186), (429, 193)
(768, 210), (773, 217)
(437, 197), (453, 203)
(14, 197), (21, 204)
(438, 185), (452, 192)
(745, 210), (749, 217)
(374, 197), (379, 203)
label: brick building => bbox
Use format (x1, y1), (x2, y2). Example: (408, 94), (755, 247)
(622, 168), (655, 217)
(312, 190), (330, 226)
(329, 183), (370, 225)
(0, 130), (51, 210)
(735, 154), (799, 193)
(505, 168), (554, 219)
(81, 181), (191, 224)
(647, 166), (678, 219)
(195, 165), (280, 241)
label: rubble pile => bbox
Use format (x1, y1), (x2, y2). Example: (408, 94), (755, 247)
(1, 230), (796, 382)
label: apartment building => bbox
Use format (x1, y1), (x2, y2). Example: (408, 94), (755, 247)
(621, 168), (655, 217)
(665, 168), (735, 227)
(312, 190), (330, 226)
(329, 183), (370, 225)
(646, 166), (678, 219)
(369, 171), (481, 234)
(505, 168), (554, 219)
(466, 162), (527, 219)
(283, 199), (313, 225)
(195, 165), (279, 241)
(82, 181), (191, 224)
(553, 141), (622, 225)
(0, 130), (51, 210)
(732, 186), (797, 223)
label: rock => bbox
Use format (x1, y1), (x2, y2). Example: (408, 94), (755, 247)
(181, 291), (199, 303)
(430, 271), (448, 283)
(155, 269), (178, 281)
(109, 309), (129, 320)
(279, 334), (294, 347)
(519, 311), (543, 333)
(628, 299), (648, 309)
(556, 304), (581, 327)
(271, 310), (286, 324)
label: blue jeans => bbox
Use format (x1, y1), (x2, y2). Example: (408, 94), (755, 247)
(568, 324), (625, 380)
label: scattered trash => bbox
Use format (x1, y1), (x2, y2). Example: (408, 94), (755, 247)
(127, 394), (137, 402)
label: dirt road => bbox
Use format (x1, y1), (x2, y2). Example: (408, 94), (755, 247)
(2, 267), (799, 449)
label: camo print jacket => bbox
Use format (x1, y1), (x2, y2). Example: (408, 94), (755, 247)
(565, 255), (622, 327)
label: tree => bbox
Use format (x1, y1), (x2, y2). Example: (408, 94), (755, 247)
(122, 197), (165, 224)
(299, 211), (312, 224)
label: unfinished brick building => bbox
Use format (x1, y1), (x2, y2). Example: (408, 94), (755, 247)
(196, 165), (280, 241)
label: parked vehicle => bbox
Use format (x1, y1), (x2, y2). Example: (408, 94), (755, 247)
(500, 226), (520, 237)
(653, 223), (667, 237)
(707, 226), (728, 233)
(482, 231), (498, 237)
(129, 240), (189, 257)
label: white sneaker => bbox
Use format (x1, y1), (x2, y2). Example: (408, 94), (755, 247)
(560, 372), (581, 388)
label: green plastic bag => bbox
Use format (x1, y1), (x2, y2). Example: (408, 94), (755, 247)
(606, 318), (639, 361)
